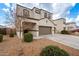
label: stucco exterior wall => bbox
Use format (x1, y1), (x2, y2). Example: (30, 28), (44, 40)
(38, 18), (54, 27)
(66, 23), (76, 31)
(31, 8), (41, 20)
(53, 19), (66, 33)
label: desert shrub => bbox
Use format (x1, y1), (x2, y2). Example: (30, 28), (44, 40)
(23, 32), (33, 42)
(40, 45), (69, 56)
(61, 30), (69, 34)
(0, 34), (3, 42)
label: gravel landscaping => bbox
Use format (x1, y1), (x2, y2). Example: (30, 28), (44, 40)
(0, 35), (79, 56)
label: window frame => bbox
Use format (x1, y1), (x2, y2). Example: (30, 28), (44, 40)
(35, 8), (40, 14)
(23, 9), (29, 18)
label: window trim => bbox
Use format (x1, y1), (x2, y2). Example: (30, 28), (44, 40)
(23, 9), (29, 18)
(35, 8), (40, 14)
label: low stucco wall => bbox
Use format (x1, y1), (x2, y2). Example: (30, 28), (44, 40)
(16, 31), (23, 39)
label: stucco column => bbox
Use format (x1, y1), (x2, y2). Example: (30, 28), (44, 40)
(16, 17), (23, 39)
(36, 25), (39, 37)
(20, 20), (23, 39)
(16, 31), (21, 39)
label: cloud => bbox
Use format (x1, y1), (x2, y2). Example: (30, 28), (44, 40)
(75, 15), (79, 25)
(0, 16), (6, 25)
(66, 17), (74, 22)
(32, 3), (40, 8)
(75, 15), (79, 22)
(2, 8), (9, 13)
(72, 3), (76, 6)
(4, 3), (10, 7)
(52, 3), (72, 14)
(39, 3), (53, 12)
(52, 14), (61, 20)
(17, 3), (40, 9)
(65, 15), (79, 25)
(17, 3), (53, 12)
(52, 3), (73, 19)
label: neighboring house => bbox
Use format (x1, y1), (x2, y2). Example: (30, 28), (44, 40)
(65, 22), (77, 31)
(0, 25), (15, 35)
(53, 18), (77, 33)
(15, 4), (55, 39)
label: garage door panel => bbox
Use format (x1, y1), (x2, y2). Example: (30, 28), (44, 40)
(39, 26), (52, 35)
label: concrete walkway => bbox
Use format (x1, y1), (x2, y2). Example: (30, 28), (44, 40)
(34, 34), (79, 49)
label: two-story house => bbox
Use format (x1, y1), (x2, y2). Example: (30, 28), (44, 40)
(65, 22), (76, 31)
(15, 4), (55, 39)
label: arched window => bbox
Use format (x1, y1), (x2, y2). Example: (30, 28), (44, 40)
(44, 12), (47, 18)
(35, 8), (40, 14)
(23, 9), (29, 18)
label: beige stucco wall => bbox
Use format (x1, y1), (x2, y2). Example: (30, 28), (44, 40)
(66, 23), (76, 31)
(30, 8), (41, 20)
(16, 5), (41, 20)
(38, 18), (54, 27)
(16, 5), (23, 16)
(53, 19), (66, 33)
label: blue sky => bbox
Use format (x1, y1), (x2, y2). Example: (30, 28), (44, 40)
(0, 3), (79, 26)
(68, 3), (79, 18)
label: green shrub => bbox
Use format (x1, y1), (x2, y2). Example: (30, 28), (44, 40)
(40, 45), (69, 56)
(61, 30), (69, 34)
(0, 34), (3, 42)
(24, 32), (33, 42)
(9, 32), (14, 37)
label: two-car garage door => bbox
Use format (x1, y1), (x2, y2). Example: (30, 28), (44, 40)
(39, 26), (52, 35)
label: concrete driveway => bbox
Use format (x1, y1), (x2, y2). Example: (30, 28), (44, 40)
(34, 34), (79, 49)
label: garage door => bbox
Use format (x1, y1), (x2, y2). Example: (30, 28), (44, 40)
(39, 26), (52, 35)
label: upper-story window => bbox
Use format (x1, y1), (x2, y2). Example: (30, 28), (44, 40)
(44, 12), (48, 18)
(35, 8), (40, 14)
(23, 9), (29, 18)
(63, 21), (65, 24)
(48, 13), (51, 19)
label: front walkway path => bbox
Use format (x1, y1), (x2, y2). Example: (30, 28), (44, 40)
(34, 34), (79, 49)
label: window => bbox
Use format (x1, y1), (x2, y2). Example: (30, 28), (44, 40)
(44, 12), (48, 18)
(63, 21), (65, 24)
(63, 27), (66, 30)
(48, 13), (51, 19)
(35, 8), (40, 14)
(23, 9), (29, 18)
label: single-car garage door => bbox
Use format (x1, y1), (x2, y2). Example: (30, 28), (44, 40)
(39, 26), (52, 35)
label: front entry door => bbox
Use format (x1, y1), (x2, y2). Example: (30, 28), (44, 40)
(23, 30), (29, 33)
